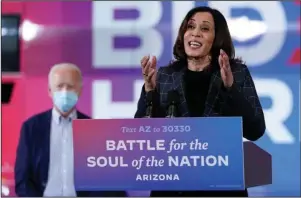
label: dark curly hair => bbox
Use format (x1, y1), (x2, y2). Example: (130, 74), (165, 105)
(173, 6), (242, 68)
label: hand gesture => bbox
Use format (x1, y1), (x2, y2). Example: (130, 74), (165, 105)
(141, 55), (157, 92)
(219, 49), (234, 88)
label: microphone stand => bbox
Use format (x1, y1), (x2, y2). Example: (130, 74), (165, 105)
(144, 101), (153, 118)
(166, 90), (179, 118)
(166, 101), (178, 118)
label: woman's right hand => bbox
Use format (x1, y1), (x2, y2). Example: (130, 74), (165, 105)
(141, 55), (157, 92)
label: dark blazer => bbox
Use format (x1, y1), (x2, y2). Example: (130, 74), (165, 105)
(135, 61), (266, 197)
(14, 109), (127, 197)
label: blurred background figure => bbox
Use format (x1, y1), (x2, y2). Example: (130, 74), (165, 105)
(1, 1), (300, 197)
(14, 63), (126, 197)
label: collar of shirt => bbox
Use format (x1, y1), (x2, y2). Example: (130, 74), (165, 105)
(52, 108), (77, 124)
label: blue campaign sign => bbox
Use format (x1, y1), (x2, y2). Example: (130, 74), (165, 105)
(73, 117), (245, 191)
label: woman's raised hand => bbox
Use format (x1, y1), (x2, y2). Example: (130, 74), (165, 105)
(140, 55), (157, 92)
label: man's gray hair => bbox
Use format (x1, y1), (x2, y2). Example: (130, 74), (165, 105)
(48, 63), (83, 87)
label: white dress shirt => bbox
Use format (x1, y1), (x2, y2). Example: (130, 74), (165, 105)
(43, 109), (77, 197)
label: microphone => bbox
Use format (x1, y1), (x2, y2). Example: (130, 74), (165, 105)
(166, 90), (180, 118)
(144, 91), (154, 118)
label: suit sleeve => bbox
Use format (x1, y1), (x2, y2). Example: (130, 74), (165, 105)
(134, 68), (165, 118)
(134, 85), (150, 118)
(221, 64), (266, 141)
(14, 122), (40, 197)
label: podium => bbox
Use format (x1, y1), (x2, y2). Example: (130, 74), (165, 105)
(72, 117), (272, 191)
(243, 141), (272, 188)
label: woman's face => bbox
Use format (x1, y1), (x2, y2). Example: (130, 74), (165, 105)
(183, 12), (215, 59)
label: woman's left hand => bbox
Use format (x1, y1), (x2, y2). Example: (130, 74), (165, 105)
(219, 49), (234, 88)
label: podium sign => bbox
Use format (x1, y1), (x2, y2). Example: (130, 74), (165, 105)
(73, 117), (245, 191)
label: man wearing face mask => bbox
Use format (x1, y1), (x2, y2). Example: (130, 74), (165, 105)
(14, 63), (127, 197)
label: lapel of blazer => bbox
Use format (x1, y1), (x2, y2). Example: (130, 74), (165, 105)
(41, 110), (52, 187)
(171, 67), (190, 117)
(76, 111), (89, 119)
(203, 69), (223, 116)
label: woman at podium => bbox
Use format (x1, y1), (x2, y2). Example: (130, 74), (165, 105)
(135, 6), (266, 197)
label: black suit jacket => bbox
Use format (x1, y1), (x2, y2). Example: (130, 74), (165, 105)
(134, 61), (266, 197)
(14, 109), (127, 197)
